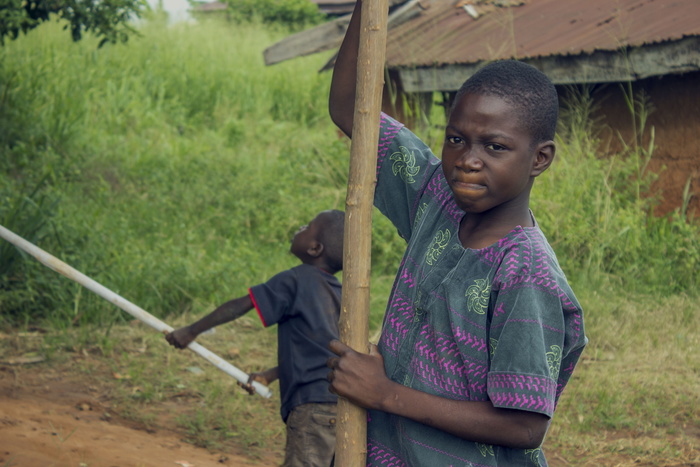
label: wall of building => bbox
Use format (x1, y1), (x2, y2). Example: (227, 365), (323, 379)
(585, 71), (700, 218)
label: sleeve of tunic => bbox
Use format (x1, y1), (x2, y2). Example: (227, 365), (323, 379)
(374, 113), (444, 242)
(485, 238), (587, 417)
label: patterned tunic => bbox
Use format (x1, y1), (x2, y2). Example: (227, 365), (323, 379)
(367, 113), (587, 466)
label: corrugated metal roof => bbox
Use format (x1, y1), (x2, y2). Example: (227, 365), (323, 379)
(385, 0), (700, 67)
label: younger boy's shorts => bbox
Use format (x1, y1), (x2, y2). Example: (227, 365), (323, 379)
(283, 402), (337, 467)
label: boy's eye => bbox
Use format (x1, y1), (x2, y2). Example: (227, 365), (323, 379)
(446, 136), (463, 145)
(485, 143), (507, 151)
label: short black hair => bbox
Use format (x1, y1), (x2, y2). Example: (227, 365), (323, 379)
(316, 209), (345, 272)
(454, 60), (559, 144)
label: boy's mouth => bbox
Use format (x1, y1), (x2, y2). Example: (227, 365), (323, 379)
(451, 178), (486, 191)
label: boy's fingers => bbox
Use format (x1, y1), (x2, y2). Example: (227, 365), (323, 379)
(328, 339), (350, 355)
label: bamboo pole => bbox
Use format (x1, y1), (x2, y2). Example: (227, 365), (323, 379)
(0, 224), (272, 399)
(336, 0), (389, 465)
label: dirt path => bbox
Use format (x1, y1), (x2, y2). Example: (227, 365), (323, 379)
(0, 362), (280, 467)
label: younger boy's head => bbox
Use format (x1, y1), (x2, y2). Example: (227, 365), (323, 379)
(290, 210), (345, 273)
(454, 60), (559, 146)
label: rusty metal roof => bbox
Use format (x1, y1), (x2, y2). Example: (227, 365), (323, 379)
(385, 0), (700, 68)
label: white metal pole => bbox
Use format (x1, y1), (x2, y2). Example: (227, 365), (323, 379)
(0, 224), (272, 398)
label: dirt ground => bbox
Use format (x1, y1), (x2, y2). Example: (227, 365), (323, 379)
(0, 361), (281, 467)
(1, 348), (697, 467)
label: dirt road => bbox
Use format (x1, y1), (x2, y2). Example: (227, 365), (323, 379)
(0, 362), (280, 467)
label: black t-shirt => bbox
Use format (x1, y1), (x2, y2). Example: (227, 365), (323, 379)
(249, 263), (341, 422)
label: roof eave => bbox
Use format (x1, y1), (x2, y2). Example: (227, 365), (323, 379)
(395, 35), (700, 92)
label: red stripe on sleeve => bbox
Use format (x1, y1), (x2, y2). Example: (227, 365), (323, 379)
(248, 288), (268, 327)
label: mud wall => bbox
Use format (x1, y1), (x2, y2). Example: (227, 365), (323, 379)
(569, 71), (700, 218)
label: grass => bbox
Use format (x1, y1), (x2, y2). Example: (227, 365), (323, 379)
(1, 289), (697, 465)
(0, 12), (699, 467)
(546, 292), (699, 464)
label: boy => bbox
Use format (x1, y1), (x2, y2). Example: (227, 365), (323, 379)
(325, 2), (587, 465)
(165, 209), (345, 467)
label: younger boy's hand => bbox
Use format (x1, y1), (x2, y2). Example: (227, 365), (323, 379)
(238, 372), (269, 395)
(165, 326), (197, 349)
(327, 340), (392, 410)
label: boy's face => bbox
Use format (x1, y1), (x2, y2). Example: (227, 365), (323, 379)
(290, 214), (323, 261)
(441, 92), (552, 215)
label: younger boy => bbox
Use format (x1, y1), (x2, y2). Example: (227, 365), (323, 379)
(325, 2), (587, 465)
(165, 209), (345, 467)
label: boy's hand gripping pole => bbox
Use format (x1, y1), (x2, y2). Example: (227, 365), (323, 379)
(0, 224), (272, 399)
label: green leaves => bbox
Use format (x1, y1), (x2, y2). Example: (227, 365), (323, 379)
(0, 0), (146, 46)
(225, 0), (325, 31)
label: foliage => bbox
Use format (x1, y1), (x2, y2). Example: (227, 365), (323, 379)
(0, 18), (351, 327)
(0, 14), (698, 326)
(530, 84), (700, 294)
(225, 0), (325, 31)
(0, 0), (146, 47)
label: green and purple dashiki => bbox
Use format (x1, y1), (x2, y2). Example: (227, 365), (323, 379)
(367, 113), (587, 466)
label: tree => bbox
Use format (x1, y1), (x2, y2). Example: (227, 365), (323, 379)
(0, 0), (146, 47)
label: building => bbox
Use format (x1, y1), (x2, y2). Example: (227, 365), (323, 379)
(265, 0), (700, 217)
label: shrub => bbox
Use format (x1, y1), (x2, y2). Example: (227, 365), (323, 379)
(225, 0), (325, 31)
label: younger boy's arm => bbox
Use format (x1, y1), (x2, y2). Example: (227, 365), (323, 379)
(328, 340), (551, 450)
(248, 366), (279, 386)
(328, 0), (363, 137)
(165, 295), (254, 349)
(240, 366), (280, 395)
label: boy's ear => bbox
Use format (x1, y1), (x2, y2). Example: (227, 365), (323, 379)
(530, 141), (555, 177)
(307, 241), (324, 258)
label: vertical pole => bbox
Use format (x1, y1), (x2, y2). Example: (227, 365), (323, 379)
(336, 0), (389, 465)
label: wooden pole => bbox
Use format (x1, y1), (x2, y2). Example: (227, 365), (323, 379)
(336, 0), (389, 465)
(0, 224), (272, 398)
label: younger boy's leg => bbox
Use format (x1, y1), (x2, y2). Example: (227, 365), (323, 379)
(283, 402), (337, 467)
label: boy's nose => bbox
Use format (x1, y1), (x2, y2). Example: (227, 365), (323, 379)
(456, 150), (483, 170)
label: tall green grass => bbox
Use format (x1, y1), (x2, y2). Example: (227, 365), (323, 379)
(0, 15), (698, 330)
(533, 85), (700, 294)
(0, 17), (356, 325)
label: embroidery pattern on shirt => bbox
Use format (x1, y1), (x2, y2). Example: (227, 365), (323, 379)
(390, 146), (420, 184)
(477, 442), (495, 458)
(413, 202), (427, 229)
(489, 337), (498, 358)
(466, 278), (490, 315)
(425, 229), (451, 265)
(525, 447), (543, 465)
(546, 345), (562, 380)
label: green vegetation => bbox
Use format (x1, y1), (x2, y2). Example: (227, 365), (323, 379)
(0, 0), (145, 46)
(225, 0), (326, 31)
(0, 14), (698, 466)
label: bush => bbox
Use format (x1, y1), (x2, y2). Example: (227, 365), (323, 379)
(531, 85), (700, 294)
(226, 0), (325, 31)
